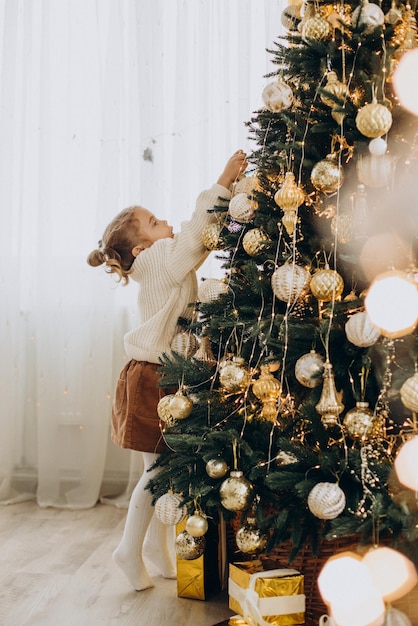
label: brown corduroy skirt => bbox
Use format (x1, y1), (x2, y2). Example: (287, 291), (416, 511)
(112, 360), (170, 454)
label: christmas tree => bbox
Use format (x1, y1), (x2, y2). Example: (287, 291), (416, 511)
(148, 0), (418, 573)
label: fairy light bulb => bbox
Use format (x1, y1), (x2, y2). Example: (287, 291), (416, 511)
(365, 270), (418, 338)
(393, 49), (418, 116)
(363, 546), (418, 602)
(394, 436), (418, 491)
(318, 552), (374, 606)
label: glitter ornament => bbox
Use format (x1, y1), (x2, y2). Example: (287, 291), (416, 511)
(345, 311), (380, 347)
(233, 174), (259, 196)
(242, 228), (270, 256)
(271, 262), (311, 303)
(307, 482), (346, 519)
(198, 278), (229, 303)
(219, 470), (254, 511)
(228, 192), (256, 223)
(175, 530), (206, 560)
(219, 357), (250, 393)
(235, 516), (268, 554)
(155, 492), (187, 525)
(252, 364), (282, 421)
(193, 336), (217, 367)
(185, 511), (209, 537)
(274, 171), (305, 235)
(171, 331), (199, 358)
(302, 15), (332, 41)
(262, 79), (293, 113)
(352, 0), (385, 32)
(169, 391), (193, 420)
(310, 268), (344, 302)
(295, 350), (325, 388)
(356, 101), (392, 138)
(315, 361), (344, 427)
(157, 394), (177, 423)
(311, 153), (344, 193)
(331, 213), (352, 244)
(320, 71), (348, 108)
(201, 222), (224, 251)
(206, 458), (229, 479)
(400, 373), (418, 412)
(343, 401), (380, 440)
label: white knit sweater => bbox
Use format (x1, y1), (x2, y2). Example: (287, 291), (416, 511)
(124, 183), (231, 364)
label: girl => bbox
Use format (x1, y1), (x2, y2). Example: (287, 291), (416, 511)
(87, 150), (247, 591)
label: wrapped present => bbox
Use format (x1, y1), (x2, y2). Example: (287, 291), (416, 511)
(229, 561), (305, 626)
(176, 516), (227, 600)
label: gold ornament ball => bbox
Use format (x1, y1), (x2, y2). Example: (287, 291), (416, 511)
(201, 222), (224, 251)
(310, 268), (344, 302)
(356, 102), (393, 138)
(175, 530), (206, 560)
(185, 512), (209, 537)
(274, 171), (305, 211)
(206, 458), (229, 479)
(262, 79), (293, 113)
(242, 228), (270, 256)
(343, 401), (380, 440)
(295, 351), (325, 388)
(321, 71), (348, 107)
(171, 331), (199, 358)
(400, 373), (418, 412)
(219, 357), (250, 392)
(331, 213), (352, 244)
(311, 154), (344, 193)
(271, 263), (311, 303)
(155, 492), (187, 525)
(302, 15), (331, 41)
(198, 278), (229, 303)
(228, 192), (256, 223)
(236, 518), (268, 554)
(233, 174), (259, 196)
(219, 470), (254, 511)
(157, 394), (176, 423)
(307, 482), (346, 519)
(169, 393), (193, 420)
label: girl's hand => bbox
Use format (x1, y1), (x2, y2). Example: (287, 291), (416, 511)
(217, 150), (248, 189)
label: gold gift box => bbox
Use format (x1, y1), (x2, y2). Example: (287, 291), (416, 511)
(229, 561), (305, 626)
(176, 517), (226, 600)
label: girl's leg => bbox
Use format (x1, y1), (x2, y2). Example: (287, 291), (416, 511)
(143, 514), (176, 579)
(112, 451), (159, 591)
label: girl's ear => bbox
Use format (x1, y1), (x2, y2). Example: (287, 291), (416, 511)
(132, 245), (143, 257)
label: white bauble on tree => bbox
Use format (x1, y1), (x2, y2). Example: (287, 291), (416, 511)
(219, 470), (254, 511)
(228, 192), (256, 223)
(262, 79), (293, 113)
(295, 351), (325, 388)
(307, 482), (346, 519)
(384, 607), (412, 626)
(185, 511), (209, 537)
(271, 263), (311, 303)
(345, 311), (380, 347)
(198, 278), (229, 303)
(400, 373), (418, 412)
(155, 492), (188, 525)
(171, 331), (199, 358)
(352, 0), (385, 33)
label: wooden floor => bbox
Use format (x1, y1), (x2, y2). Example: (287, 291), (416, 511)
(0, 500), (233, 626)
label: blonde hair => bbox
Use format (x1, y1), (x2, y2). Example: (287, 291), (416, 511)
(87, 207), (141, 284)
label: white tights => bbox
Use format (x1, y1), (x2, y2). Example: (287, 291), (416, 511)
(112, 452), (176, 590)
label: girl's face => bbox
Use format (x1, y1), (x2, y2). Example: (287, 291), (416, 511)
(132, 207), (174, 254)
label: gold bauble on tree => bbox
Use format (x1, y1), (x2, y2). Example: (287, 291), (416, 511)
(175, 530), (206, 560)
(320, 71), (348, 107)
(356, 101), (393, 138)
(311, 153), (344, 193)
(171, 331), (199, 358)
(315, 360), (344, 426)
(242, 228), (271, 256)
(169, 391), (193, 420)
(219, 470), (254, 511)
(252, 364), (282, 421)
(235, 516), (268, 554)
(262, 79), (293, 113)
(185, 511), (209, 537)
(295, 350), (325, 388)
(206, 458), (229, 479)
(274, 171), (305, 235)
(193, 335), (217, 367)
(233, 174), (259, 196)
(219, 357), (251, 393)
(302, 15), (332, 42)
(157, 394), (177, 423)
(201, 222), (224, 251)
(331, 213), (353, 244)
(228, 192), (256, 223)
(343, 401), (380, 441)
(310, 266), (344, 302)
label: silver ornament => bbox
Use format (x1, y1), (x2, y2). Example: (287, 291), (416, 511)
(175, 530), (206, 560)
(236, 517), (268, 554)
(295, 351), (325, 388)
(219, 470), (254, 511)
(345, 311), (380, 347)
(206, 458), (229, 479)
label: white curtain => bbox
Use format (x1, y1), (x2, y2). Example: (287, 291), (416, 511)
(0, 0), (285, 509)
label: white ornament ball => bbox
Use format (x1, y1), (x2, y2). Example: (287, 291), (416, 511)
(155, 492), (188, 525)
(171, 331), (199, 358)
(352, 1), (385, 31)
(262, 79), (293, 113)
(357, 154), (394, 188)
(271, 263), (311, 303)
(384, 607), (412, 626)
(228, 192), (256, 223)
(369, 137), (387, 156)
(185, 512), (209, 537)
(400, 373), (418, 412)
(345, 311), (380, 347)
(198, 278), (229, 303)
(307, 482), (346, 519)
(295, 351), (325, 388)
